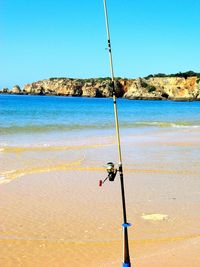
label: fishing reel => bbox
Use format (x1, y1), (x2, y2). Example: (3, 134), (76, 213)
(99, 162), (117, 187)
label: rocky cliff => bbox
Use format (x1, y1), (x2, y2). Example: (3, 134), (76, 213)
(2, 76), (200, 101)
(123, 76), (200, 100)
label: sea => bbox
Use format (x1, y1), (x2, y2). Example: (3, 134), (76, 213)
(1, 94), (200, 146)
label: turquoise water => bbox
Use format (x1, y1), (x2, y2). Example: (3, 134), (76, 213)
(0, 94), (200, 144)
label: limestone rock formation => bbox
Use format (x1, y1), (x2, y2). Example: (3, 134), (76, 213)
(3, 75), (200, 101)
(22, 78), (124, 98)
(123, 77), (200, 100)
(147, 77), (199, 100)
(123, 78), (162, 100)
(11, 85), (21, 94)
(0, 88), (9, 94)
(23, 78), (83, 96)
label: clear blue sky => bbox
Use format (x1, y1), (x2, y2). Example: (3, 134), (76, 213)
(1, 0), (200, 88)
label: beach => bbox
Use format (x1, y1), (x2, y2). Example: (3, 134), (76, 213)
(0, 95), (200, 266)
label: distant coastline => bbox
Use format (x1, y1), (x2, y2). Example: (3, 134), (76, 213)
(1, 71), (200, 101)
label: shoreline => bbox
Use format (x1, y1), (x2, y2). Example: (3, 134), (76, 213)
(1, 93), (200, 102)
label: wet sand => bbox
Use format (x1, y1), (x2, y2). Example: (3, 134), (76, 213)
(0, 128), (200, 266)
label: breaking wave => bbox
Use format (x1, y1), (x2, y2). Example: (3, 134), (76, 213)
(133, 121), (200, 128)
(0, 121), (200, 135)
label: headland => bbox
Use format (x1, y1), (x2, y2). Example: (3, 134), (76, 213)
(2, 71), (200, 101)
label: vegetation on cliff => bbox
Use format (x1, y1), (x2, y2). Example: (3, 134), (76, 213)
(145, 70), (200, 79)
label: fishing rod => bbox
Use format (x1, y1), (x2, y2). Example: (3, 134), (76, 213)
(99, 1), (132, 266)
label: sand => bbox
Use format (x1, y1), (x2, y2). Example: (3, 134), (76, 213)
(0, 128), (200, 266)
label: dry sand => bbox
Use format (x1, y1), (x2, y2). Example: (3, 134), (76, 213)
(0, 128), (200, 266)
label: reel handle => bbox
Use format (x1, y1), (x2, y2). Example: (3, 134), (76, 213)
(99, 176), (109, 187)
